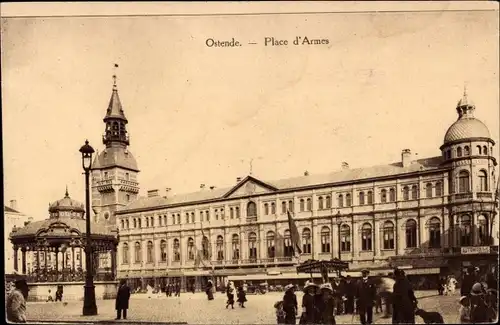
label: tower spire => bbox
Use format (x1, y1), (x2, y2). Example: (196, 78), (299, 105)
(65, 185), (69, 198)
(103, 64), (129, 148)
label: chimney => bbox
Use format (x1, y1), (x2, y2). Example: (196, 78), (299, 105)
(10, 199), (17, 210)
(210, 186), (216, 190)
(304, 171), (309, 176)
(236, 177), (242, 183)
(200, 184), (206, 189)
(341, 162), (349, 170)
(147, 189), (159, 197)
(401, 149), (412, 167)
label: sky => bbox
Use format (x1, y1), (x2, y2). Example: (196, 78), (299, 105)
(2, 6), (499, 221)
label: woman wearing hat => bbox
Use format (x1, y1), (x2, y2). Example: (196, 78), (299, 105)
(317, 283), (336, 325)
(206, 280), (214, 301)
(282, 284), (298, 324)
(469, 283), (494, 323)
(301, 281), (319, 324)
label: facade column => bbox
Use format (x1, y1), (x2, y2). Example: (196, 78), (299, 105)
(55, 247), (59, 279)
(72, 246), (75, 272)
(36, 249), (40, 281)
(21, 247), (27, 275)
(13, 245), (18, 272)
(79, 247), (83, 271)
(44, 247), (48, 274)
(111, 245), (117, 280)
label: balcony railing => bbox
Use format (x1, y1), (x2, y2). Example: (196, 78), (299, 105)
(120, 179), (139, 187)
(477, 192), (493, 199)
(96, 179), (113, 186)
(454, 193), (473, 200)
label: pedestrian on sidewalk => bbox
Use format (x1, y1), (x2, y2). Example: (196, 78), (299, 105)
(237, 285), (247, 308)
(7, 278), (29, 323)
(226, 281), (235, 309)
(115, 279), (131, 320)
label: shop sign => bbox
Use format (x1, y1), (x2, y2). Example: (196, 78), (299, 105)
(460, 246), (491, 255)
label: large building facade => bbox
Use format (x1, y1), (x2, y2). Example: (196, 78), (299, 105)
(93, 84), (498, 291)
(4, 200), (33, 274)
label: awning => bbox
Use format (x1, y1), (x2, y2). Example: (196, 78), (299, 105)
(183, 270), (212, 276)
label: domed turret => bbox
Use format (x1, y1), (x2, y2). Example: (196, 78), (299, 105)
(48, 186), (85, 219)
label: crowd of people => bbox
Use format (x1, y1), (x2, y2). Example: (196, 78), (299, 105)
(272, 267), (498, 325)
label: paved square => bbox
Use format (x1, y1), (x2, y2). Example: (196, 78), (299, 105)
(26, 290), (461, 324)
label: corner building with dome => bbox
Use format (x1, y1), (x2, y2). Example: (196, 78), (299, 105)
(107, 87), (498, 292)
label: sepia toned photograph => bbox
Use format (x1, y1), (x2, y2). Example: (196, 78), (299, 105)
(2, 2), (499, 324)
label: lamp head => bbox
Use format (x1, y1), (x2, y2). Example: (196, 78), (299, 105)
(79, 140), (95, 171)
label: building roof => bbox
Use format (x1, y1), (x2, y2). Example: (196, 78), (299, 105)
(443, 117), (491, 144)
(4, 206), (21, 214)
(48, 188), (85, 213)
(92, 146), (139, 171)
(9, 216), (117, 239)
(118, 155), (445, 214)
(104, 87), (127, 122)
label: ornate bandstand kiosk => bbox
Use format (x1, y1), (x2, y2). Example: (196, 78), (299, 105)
(9, 189), (119, 302)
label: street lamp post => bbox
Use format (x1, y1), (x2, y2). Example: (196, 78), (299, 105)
(80, 140), (97, 316)
(336, 211), (342, 260)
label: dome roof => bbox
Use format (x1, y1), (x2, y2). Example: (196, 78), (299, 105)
(92, 146), (139, 172)
(444, 117), (491, 144)
(49, 188), (85, 213)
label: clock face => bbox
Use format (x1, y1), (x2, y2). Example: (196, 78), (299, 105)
(245, 182), (256, 194)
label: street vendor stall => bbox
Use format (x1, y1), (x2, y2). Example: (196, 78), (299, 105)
(296, 259), (349, 283)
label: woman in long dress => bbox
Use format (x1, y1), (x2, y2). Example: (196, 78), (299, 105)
(226, 281), (235, 309)
(206, 280), (214, 301)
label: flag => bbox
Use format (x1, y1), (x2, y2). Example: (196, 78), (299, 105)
(287, 210), (302, 256)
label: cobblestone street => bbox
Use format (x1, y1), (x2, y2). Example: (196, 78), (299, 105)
(26, 290), (462, 324)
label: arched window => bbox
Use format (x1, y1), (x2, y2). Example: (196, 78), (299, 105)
(126, 219), (129, 229)
(361, 223), (372, 251)
(282, 201), (287, 214)
(177, 214), (180, 224)
(160, 240), (167, 262)
(478, 170), (488, 191)
(267, 231), (276, 258)
(460, 215), (472, 246)
(426, 183), (433, 198)
(235, 207), (240, 218)
(389, 188), (396, 202)
(458, 170), (470, 193)
(300, 199), (305, 212)
(171, 215), (176, 224)
(215, 209), (219, 220)
(302, 228), (312, 254)
(382, 221), (395, 250)
(477, 145), (482, 155)
(457, 147), (463, 157)
(229, 208), (234, 219)
(151, 217), (155, 227)
(346, 194), (352, 207)
(381, 189), (387, 203)
(201, 236), (210, 259)
(464, 146), (470, 156)
(173, 239), (180, 261)
(147, 241), (154, 263)
(325, 196), (331, 208)
(446, 149), (451, 159)
(216, 236), (224, 260)
(367, 191), (373, 204)
(133, 219), (137, 228)
(338, 195), (344, 208)
(318, 196), (324, 210)
(122, 243), (129, 264)
(405, 219), (417, 248)
(264, 203), (269, 215)
(284, 230), (293, 257)
(232, 234), (240, 260)
(271, 202), (276, 214)
(306, 198), (312, 211)
(247, 201), (257, 217)
(121, 220), (124, 229)
(248, 232), (257, 260)
(288, 200), (294, 212)
(320, 226), (331, 253)
(411, 185), (418, 200)
(483, 146), (488, 155)
(359, 192), (365, 205)
(403, 186), (410, 201)
(158, 215), (162, 226)
(191, 212), (195, 223)
(477, 215), (489, 245)
(428, 217), (441, 248)
(134, 242), (141, 263)
(187, 238), (195, 260)
(186, 213), (189, 223)
(125, 172), (130, 180)
(340, 224), (351, 252)
(435, 182), (442, 197)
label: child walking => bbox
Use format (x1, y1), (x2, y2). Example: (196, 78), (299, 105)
(459, 296), (471, 324)
(274, 300), (286, 324)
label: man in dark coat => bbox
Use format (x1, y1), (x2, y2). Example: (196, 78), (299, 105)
(175, 282), (181, 297)
(355, 269), (377, 325)
(392, 269), (417, 324)
(343, 276), (356, 315)
(115, 279), (131, 320)
(461, 267), (476, 297)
